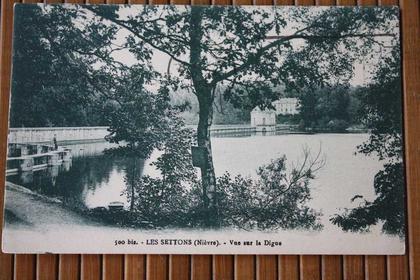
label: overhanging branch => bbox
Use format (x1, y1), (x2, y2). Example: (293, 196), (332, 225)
(211, 32), (395, 86)
(84, 6), (192, 68)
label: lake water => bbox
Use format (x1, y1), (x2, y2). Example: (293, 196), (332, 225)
(7, 133), (383, 229)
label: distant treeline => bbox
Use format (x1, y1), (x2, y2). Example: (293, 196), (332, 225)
(173, 88), (251, 125)
(175, 85), (365, 130)
(294, 85), (363, 131)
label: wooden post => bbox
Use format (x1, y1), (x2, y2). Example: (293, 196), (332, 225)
(47, 153), (60, 166)
(19, 157), (33, 172)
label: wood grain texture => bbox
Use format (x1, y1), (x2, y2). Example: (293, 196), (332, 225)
(257, 255), (277, 280)
(169, 255), (190, 280)
(357, 0), (376, 5)
(82, 255), (102, 280)
(45, 0), (66, 3)
(279, 256), (299, 280)
(322, 256), (343, 280)
(147, 255), (169, 280)
(300, 255), (321, 280)
(378, 0), (398, 5)
(191, 255), (212, 280)
(213, 255), (234, 280)
(59, 255), (80, 280)
(401, 0), (420, 278)
(103, 255), (124, 280)
(235, 255), (255, 280)
(14, 255), (36, 280)
(0, 0), (419, 279)
(37, 255), (59, 280)
(0, 254), (13, 280)
(295, 0), (314, 6)
(254, 0), (272, 5)
(316, 0), (335, 5)
(125, 255), (146, 280)
(128, 0), (147, 3)
(344, 256), (365, 280)
(365, 256), (386, 280)
(336, 0), (356, 5)
(387, 255), (409, 280)
(275, 0), (294, 5)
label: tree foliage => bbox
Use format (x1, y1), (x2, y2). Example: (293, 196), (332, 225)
(101, 68), (173, 159)
(123, 119), (197, 227)
(331, 46), (405, 236)
(10, 5), (120, 127)
(212, 150), (324, 230)
(118, 148), (324, 230)
(298, 85), (358, 131)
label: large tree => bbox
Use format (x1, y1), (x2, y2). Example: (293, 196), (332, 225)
(79, 5), (398, 223)
(10, 4), (124, 127)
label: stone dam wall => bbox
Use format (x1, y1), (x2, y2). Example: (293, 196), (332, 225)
(8, 127), (109, 144)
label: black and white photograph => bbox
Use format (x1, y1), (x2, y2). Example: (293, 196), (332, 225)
(2, 4), (405, 254)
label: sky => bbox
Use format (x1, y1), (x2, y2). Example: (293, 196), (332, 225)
(79, 4), (399, 88)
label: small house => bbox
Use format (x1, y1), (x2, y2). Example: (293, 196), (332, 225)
(250, 107), (276, 132)
(273, 98), (299, 115)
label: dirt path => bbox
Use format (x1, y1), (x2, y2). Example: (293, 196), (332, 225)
(4, 182), (99, 228)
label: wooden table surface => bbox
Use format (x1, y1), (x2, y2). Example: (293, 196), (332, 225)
(0, 0), (418, 279)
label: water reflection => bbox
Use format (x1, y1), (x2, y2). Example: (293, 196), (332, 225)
(210, 129), (310, 138)
(6, 133), (381, 226)
(7, 142), (147, 210)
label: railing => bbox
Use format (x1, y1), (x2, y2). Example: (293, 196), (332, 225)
(6, 143), (72, 175)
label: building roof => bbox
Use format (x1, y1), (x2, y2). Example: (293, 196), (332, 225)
(251, 106), (276, 113)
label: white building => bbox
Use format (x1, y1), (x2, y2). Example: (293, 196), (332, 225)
(273, 98), (299, 115)
(250, 107), (276, 132)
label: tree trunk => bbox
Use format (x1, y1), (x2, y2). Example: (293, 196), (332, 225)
(129, 157), (137, 211)
(197, 93), (218, 226)
(189, 7), (218, 226)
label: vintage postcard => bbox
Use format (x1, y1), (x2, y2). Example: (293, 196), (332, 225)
(2, 4), (404, 254)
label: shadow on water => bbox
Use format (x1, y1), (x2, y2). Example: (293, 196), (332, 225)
(6, 131), (370, 219)
(6, 142), (146, 211)
(5, 131), (318, 211)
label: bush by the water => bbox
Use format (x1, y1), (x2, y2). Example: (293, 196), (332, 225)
(188, 156), (323, 230)
(88, 149), (324, 231)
